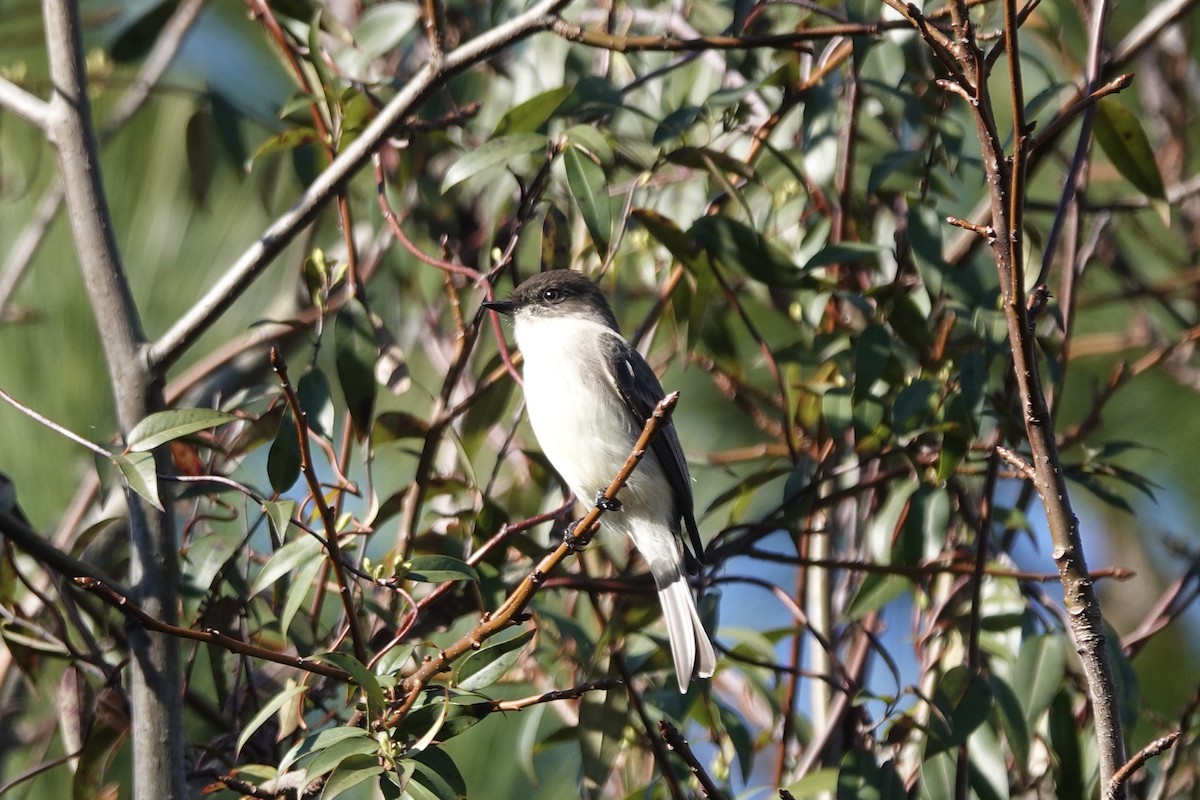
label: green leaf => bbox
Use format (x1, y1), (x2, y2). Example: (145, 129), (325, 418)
(844, 573), (908, 621)
(335, 301), (378, 440)
(262, 498), (296, 543)
(112, 451), (163, 511)
(783, 768), (839, 799)
(1013, 633), (1066, 725)
(564, 144), (612, 257)
(563, 124), (614, 164)
(315, 652), (385, 721)
(252, 534), (322, 596)
(267, 409), (301, 493)
(405, 747), (467, 800)
(691, 215), (803, 288)
(297, 369), (335, 439)
(456, 628), (534, 691)
(837, 748), (906, 799)
(402, 555), (479, 584)
(237, 684), (308, 755)
(305, 731), (379, 781)
(493, 86), (573, 136)
(579, 672), (627, 792)
(917, 750), (956, 800)
(805, 242), (884, 270)
(925, 666), (990, 755)
(440, 133), (548, 193)
(854, 325), (891, 402)
(320, 754), (383, 799)
(1094, 98), (1166, 201)
(352, 3), (420, 62)
(400, 696), (491, 745)
(988, 674), (1031, 777)
(280, 555), (324, 636)
(248, 127), (318, 168)
(822, 386), (853, 439)
(280, 726), (371, 775)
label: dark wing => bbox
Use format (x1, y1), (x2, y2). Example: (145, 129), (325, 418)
(605, 334), (705, 567)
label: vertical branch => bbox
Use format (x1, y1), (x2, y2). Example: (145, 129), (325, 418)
(41, 0), (183, 796)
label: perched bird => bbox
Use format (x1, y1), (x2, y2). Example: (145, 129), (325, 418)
(483, 270), (716, 692)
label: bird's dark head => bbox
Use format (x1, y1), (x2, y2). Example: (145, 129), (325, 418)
(482, 270), (619, 331)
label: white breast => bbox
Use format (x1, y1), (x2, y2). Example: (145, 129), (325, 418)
(513, 314), (658, 507)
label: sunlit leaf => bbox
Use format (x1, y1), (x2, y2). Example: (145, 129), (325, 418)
(127, 408), (239, 452)
(320, 754), (383, 799)
(456, 628), (534, 691)
(112, 451), (163, 511)
(402, 555), (479, 584)
(237, 683), (307, 755)
(691, 215), (803, 288)
(314, 652), (385, 722)
(493, 86), (573, 136)
(440, 133), (548, 193)
(564, 144), (612, 257)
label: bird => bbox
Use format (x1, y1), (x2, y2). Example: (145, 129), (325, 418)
(483, 269), (716, 692)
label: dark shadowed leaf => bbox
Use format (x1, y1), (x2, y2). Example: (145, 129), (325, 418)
(315, 652), (384, 721)
(837, 748), (906, 799)
(1014, 634), (1066, 725)
(335, 301), (378, 440)
(691, 215), (803, 288)
(406, 746), (467, 800)
(1094, 98), (1166, 201)
(267, 409), (301, 493)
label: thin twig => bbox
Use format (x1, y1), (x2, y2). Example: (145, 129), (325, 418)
(270, 349), (368, 664)
(659, 719), (729, 799)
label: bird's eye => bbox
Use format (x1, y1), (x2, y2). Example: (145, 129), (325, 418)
(542, 288), (562, 302)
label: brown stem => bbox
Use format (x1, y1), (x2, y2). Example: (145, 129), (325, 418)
(270, 349), (368, 665)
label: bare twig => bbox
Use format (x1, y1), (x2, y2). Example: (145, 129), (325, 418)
(75, 577), (352, 681)
(659, 719), (729, 799)
(1109, 732), (1180, 795)
(270, 349), (368, 664)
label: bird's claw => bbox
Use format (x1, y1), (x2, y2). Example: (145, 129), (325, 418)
(563, 520), (591, 552)
(594, 491), (622, 512)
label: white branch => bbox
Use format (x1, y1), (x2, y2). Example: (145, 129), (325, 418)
(0, 76), (51, 131)
(149, 0), (573, 369)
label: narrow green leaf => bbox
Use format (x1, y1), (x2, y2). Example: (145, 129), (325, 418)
(267, 409), (301, 493)
(456, 628), (534, 691)
(917, 750), (956, 800)
(854, 325), (891, 402)
(925, 666), (990, 755)
(440, 133), (547, 193)
(297, 369), (335, 439)
(112, 451), (163, 511)
(262, 498), (296, 543)
(1014, 634), (1067, 725)
(315, 652), (385, 722)
(252, 534), (322, 596)
(279, 727), (370, 775)
(320, 754), (383, 800)
(406, 747), (467, 800)
(335, 301), (378, 440)
(579, 678), (627, 793)
(237, 684), (307, 755)
(305, 732), (379, 782)
(988, 674), (1031, 777)
(563, 124), (614, 164)
(352, 3), (420, 61)
(280, 555), (324, 636)
(564, 144), (612, 257)
(805, 242), (884, 270)
(493, 86), (573, 136)
(844, 573), (908, 621)
(1094, 98), (1166, 201)
(691, 215), (802, 288)
(403, 555), (479, 584)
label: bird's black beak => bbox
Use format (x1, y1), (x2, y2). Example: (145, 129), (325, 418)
(481, 299), (518, 315)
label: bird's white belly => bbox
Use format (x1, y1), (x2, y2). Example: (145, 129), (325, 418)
(515, 318), (654, 503)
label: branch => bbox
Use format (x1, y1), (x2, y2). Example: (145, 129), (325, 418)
(149, 0), (572, 369)
(379, 392), (681, 728)
(73, 577), (352, 681)
(270, 349), (368, 665)
(1108, 732), (1180, 795)
(491, 678), (621, 711)
(0, 76), (51, 130)
(659, 720), (728, 799)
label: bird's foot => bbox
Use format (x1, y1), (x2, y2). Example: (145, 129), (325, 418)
(594, 491), (622, 513)
(563, 520), (592, 552)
